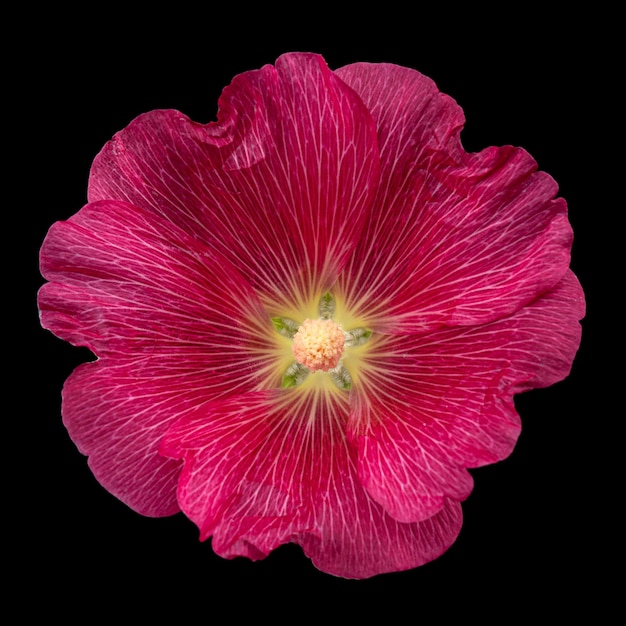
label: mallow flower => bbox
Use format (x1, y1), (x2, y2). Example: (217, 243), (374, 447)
(38, 52), (584, 579)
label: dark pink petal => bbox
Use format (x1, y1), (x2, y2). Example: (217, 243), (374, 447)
(335, 62), (573, 333)
(88, 53), (379, 314)
(60, 360), (185, 516)
(349, 271), (584, 523)
(160, 389), (463, 578)
(39, 199), (277, 515)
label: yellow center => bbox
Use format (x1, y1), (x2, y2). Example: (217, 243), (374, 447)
(291, 318), (345, 372)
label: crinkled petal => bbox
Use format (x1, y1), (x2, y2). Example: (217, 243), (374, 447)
(88, 52), (380, 314)
(335, 62), (573, 333)
(160, 389), (463, 579)
(39, 199), (277, 515)
(349, 271), (584, 523)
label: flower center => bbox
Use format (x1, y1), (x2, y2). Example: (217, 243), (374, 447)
(291, 318), (345, 372)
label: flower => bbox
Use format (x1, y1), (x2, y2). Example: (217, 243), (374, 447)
(38, 52), (584, 579)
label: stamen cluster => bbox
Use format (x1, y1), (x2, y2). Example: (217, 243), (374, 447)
(292, 318), (345, 372)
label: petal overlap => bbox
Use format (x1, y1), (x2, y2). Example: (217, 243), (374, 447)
(161, 389), (463, 578)
(39, 199), (278, 514)
(349, 271), (584, 522)
(88, 53), (380, 314)
(336, 62), (573, 333)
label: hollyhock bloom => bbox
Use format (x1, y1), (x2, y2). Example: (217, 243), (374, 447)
(38, 52), (584, 578)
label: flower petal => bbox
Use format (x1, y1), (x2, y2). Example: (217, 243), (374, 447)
(349, 271), (584, 523)
(39, 199), (278, 514)
(335, 62), (573, 332)
(59, 360), (185, 516)
(88, 53), (380, 314)
(160, 389), (462, 578)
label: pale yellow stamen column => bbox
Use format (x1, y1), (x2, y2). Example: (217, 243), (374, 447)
(292, 318), (345, 372)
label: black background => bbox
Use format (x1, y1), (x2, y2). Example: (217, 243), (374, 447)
(13, 5), (616, 622)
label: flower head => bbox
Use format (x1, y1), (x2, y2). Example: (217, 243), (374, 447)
(38, 52), (584, 578)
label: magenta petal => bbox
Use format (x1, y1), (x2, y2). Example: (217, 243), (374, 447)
(60, 361), (183, 516)
(39, 199), (276, 514)
(351, 416), (475, 523)
(39, 199), (274, 388)
(88, 53), (379, 312)
(350, 271), (584, 523)
(160, 389), (463, 578)
(335, 62), (573, 332)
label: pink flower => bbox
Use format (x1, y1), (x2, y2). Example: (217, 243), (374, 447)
(38, 52), (584, 579)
